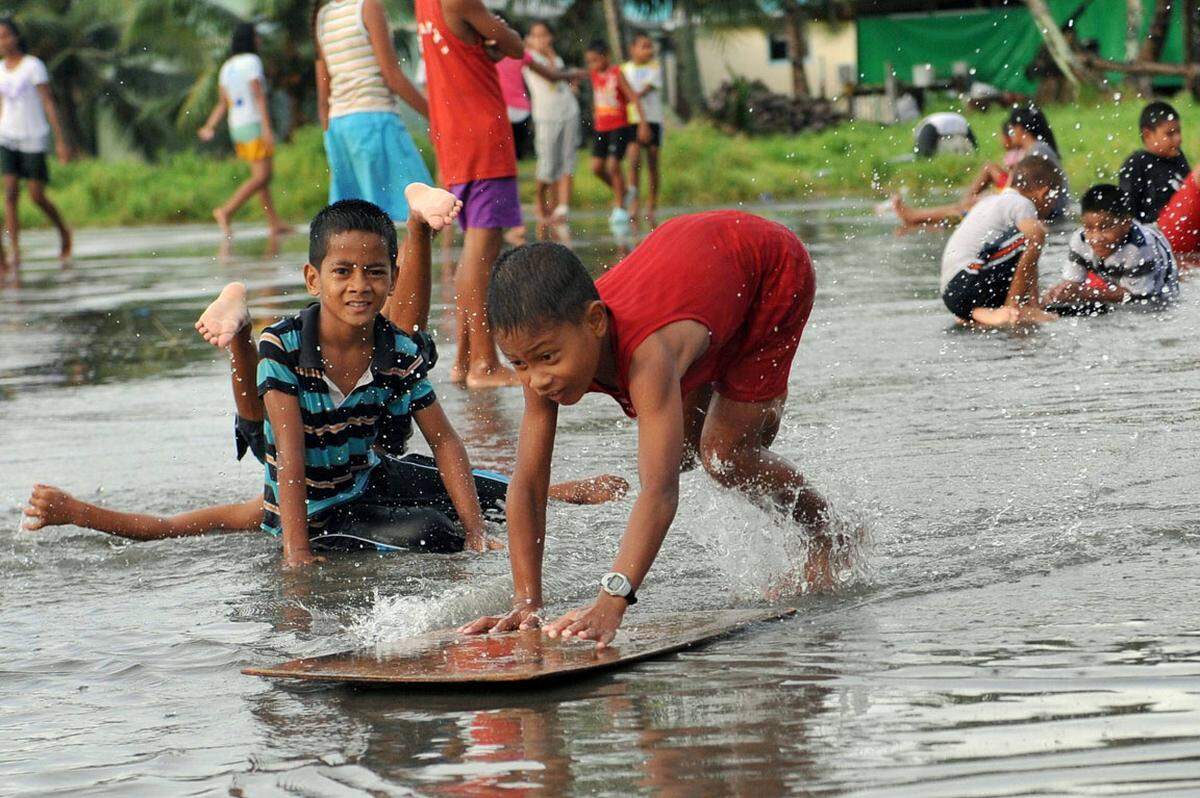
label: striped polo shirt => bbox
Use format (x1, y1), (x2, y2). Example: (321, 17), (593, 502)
(317, 0), (398, 118)
(256, 304), (437, 536)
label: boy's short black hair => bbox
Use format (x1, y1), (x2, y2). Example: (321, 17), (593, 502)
(230, 22), (257, 56)
(488, 243), (600, 333)
(308, 199), (398, 268)
(587, 39), (610, 55)
(1140, 101), (1180, 132)
(1010, 154), (1064, 193)
(632, 31), (653, 43)
(0, 17), (27, 53)
(1080, 184), (1133, 218)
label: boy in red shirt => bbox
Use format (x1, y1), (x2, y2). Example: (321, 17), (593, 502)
(461, 211), (831, 647)
(585, 40), (649, 228)
(415, 0), (524, 388)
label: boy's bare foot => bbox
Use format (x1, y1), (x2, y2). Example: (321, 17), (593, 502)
(23, 484), (86, 530)
(549, 474), (630, 505)
(464, 362), (521, 389)
(891, 193), (919, 226)
(405, 182), (462, 231)
(195, 282), (250, 348)
(213, 207), (232, 239)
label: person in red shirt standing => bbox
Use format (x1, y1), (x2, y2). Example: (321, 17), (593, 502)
(415, 0), (524, 388)
(461, 211), (840, 648)
(585, 40), (649, 229)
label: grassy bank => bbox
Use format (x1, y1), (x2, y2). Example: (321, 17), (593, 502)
(25, 96), (1193, 229)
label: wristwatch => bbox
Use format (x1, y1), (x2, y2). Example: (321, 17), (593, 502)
(600, 572), (637, 605)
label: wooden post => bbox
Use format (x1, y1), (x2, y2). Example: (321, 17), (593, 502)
(602, 0), (625, 61)
(781, 0), (811, 99)
(884, 61), (897, 123)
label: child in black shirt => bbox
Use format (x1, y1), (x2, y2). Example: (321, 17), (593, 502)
(1118, 101), (1189, 224)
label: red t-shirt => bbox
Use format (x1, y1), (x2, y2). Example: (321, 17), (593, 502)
(592, 211), (815, 417)
(415, 0), (517, 185)
(590, 66), (630, 132)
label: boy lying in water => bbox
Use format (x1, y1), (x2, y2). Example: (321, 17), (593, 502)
(1044, 184), (1179, 310)
(461, 210), (839, 648)
(23, 186), (626, 563)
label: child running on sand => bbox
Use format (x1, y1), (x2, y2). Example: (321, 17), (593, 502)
(460, 210), (833, 648)
(1044, 184), (1178, 310)
(23, 185), (627, 558)
(585, 40), (650, 230)
(939, 155), (1063, 327)
(622, 33), (664, 229)
(415, 0), (526, 388)
(198, 23), (291, 241)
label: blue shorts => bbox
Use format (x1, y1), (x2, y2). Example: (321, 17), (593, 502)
(324, 111), (433, 222)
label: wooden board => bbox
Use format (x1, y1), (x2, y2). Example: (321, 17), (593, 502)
(243, 607), (796, 687)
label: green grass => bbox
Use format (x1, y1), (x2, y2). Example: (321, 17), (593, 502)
(21, 95), (1189, 229)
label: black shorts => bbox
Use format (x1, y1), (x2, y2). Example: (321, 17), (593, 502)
(511, 116), (534, 161)
(591, 127), (630, 160)
(0, 147), (48, 182)
(236, 415), (508, 554)
(310, 453), (509, 554)
(625, 122), (662, 148)
(942, 262), (1018, 321)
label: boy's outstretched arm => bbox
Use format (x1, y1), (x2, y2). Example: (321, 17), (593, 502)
(413, 401), (499, 552)
(459, 387), (559, 634)
(543, 341), (684, 649)
(263, 390), (320, 568)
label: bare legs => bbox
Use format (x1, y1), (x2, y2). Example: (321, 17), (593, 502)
(213, 157), (292, 239)
(23, 487), (261, 539)
(453, 226), (520, 388)
(890, 162), (1006, 231)
(627, 142), (659, 228)
(591, 155), (626, 212)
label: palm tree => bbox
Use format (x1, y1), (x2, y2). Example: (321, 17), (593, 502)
(12, 0), (239, 157)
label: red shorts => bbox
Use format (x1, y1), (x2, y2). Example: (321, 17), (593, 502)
(715, 235), (815, 404)
(1158, 172), (1200, 255)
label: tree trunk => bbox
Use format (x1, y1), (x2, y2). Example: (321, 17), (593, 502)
(672, 0), (706, 120)
(782, 2), (811, 99)
(601, 0), (625, 61)
(1184, 0), (1200, 99)
(1126, 0), (1144, 61)
(1137, 0), (1174, 62)
(1024, 0), (1084, 87)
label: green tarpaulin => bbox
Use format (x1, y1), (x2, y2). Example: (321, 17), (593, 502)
(857, 0), (1185, 92)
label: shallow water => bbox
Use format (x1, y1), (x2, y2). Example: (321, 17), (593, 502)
(1, 206), (1198, 796)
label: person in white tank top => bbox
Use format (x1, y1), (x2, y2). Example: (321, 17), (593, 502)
(314, 0), (433, 221)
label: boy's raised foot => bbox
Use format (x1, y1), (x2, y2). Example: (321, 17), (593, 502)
(22, 484), (86, 530)
(195, 282), (250, 349)
(464, 362), (521, 389)
(405, 182), (462, 232)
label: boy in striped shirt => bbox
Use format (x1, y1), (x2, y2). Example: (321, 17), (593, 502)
(23, 186), (627, 554)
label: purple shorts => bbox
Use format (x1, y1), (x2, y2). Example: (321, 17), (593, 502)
(449, 177), (523, 230)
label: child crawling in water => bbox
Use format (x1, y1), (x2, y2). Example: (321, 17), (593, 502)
(23, 185), (626, 564)
(460, 210), (838, 648)
(1044, 184), (1179, 311)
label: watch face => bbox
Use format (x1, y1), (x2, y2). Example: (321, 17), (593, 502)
(601, 572), (628, 595)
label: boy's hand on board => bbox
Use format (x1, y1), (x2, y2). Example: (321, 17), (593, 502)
(544, 593), (627, 649)
(458, 603), (542, 635)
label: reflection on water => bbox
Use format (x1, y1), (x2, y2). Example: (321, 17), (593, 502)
(1, 209), (1198, 796)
